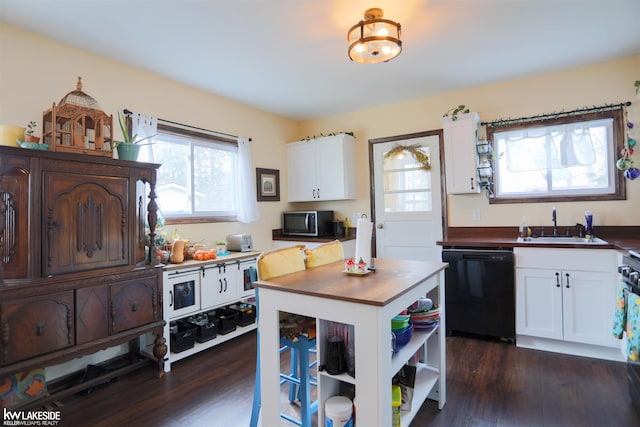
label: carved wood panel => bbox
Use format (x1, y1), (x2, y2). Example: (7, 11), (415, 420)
(110, 277), (158, 334)
(76, 285), (109, 344)
(43, 171), (129, 275)
(0, 155), (31, 279)
(0, 291), (74, 365)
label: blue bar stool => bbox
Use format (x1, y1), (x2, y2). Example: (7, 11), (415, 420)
(250, 245), (318, 427)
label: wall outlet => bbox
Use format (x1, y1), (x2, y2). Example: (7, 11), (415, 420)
(471, 209), (481, 221)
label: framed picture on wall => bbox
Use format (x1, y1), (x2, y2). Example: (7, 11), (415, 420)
(256, 168), (280, 201)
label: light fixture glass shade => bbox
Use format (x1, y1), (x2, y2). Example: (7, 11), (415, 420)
(348, 8), (402, 63)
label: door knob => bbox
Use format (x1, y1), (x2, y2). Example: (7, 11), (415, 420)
(377, 223), (384, 229)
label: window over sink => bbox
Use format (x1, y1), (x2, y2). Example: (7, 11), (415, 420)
(487, 108), (626, 203)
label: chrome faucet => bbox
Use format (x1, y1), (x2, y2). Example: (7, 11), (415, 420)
(552, 207), (558, 236)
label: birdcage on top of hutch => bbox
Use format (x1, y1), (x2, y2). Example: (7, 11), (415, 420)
(42, 77), (113, 157)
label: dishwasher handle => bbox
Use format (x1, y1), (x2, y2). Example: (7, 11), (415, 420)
(442, 249), (513, 263)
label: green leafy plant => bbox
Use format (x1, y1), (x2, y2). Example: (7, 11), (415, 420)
(384, 143), (431, 171)
(443, 105), (470, 121)
(635, 80), (640, 95)
(301, 131), (354, 141)
(25, 120), (37, 136)
(115, 110), (155, 147)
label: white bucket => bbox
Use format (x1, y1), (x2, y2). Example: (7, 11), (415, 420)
(325, 396), (354, 427)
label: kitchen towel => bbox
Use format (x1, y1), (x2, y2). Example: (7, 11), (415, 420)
(354, 217), (372, 266)
(626, 291), (640, 361)
(612, 282), (628, 339)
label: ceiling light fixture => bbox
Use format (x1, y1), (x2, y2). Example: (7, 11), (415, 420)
(347, 8), (402, 63)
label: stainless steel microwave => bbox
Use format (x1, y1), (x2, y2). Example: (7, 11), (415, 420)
(282, 210), (334, 236)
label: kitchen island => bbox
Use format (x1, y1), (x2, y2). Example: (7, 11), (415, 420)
(255, 258), (447, 426)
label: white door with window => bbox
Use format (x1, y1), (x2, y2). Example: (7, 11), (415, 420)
(372, 134), (443, 262)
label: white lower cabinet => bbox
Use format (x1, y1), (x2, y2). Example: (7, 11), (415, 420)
(158, 254), (259, 372)
(515, 247), (622, 361)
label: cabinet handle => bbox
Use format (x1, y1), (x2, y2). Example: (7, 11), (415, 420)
(565, 273), (570, 288)
(470, 177), (475, 190)
(555, 272), (560, 287)
(219, 279), (223, 293)
(169, 290), (173, 307)
(131, 301), (138, 312)
(317, 188), (320, 199)
(223, 278), (227, 292)
(35, 322), (45, 336)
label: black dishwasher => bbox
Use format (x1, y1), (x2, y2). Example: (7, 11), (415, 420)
(442, 247), (515, 340)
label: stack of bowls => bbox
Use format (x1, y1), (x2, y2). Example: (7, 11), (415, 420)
(391, 313), (413, 353)
(408, 297), (441, 330)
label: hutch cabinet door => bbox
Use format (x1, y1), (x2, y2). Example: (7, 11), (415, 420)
(0, 154), (32, 280)
(110, 277), (159, 334)
(0, 291), (74, 365)
(42, 171), (130, 275)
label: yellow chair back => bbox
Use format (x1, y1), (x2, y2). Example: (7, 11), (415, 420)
(304, 240), (344, 268)
(256, 245), (306, 280)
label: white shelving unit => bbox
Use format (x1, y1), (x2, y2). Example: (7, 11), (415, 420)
(257, 259), (447, 427)
(145, 253), (260, 372)
(316, 284), (445, 426)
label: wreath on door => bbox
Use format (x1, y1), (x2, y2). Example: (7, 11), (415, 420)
(384, 143), (431, 171)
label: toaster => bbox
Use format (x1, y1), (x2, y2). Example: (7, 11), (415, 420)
(226, 234), (253, 252)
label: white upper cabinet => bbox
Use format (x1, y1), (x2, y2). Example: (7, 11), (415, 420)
(443, 112), (480, 194)
(286, 133), (356, 202)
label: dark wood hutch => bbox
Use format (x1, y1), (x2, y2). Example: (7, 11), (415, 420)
(0, 145), (166, 403)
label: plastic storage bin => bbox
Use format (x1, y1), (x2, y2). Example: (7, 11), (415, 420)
(169, 321), (196, 353)
(207, 308), (239, 335)
(184, 314), (217, 343)
(228, 302), (256, 326)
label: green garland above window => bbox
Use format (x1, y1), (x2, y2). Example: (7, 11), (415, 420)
(300, 131), (354, 141)
(384, 143), (431, 171)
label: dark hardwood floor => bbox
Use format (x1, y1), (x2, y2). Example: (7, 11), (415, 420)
(53, 332), (640, 427)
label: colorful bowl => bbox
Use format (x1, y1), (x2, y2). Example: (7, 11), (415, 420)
(392, 322), (413, 352)
(391, 314), (410, 331)
(18, 140), (49, 151)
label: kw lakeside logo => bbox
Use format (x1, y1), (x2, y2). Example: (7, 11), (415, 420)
(3, 408), (60, 426)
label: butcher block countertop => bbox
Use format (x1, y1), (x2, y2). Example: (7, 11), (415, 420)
(255, 258), (447, 306)
(438, 226), (640, 252)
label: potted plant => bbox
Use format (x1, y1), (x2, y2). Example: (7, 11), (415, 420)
(215, 240), (228, 255)
(442, 105), (470, 121)
(24, 121), (40, 143)
(114, 111), (154, 161)
(635, 80), (640, 99)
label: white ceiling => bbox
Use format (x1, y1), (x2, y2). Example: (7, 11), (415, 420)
(2, 0), (639, 121)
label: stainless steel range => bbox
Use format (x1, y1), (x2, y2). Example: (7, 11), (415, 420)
(619, 250), (640, 415)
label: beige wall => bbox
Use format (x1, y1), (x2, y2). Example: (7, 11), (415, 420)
(2, 22), (639, 241)
(301, 55), (640, 229)
(0, 23), (300, 251)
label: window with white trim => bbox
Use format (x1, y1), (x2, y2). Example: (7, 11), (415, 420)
(487, 108), (625, 203)
(151, 124), (239, 221)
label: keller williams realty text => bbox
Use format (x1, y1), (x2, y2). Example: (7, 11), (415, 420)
(3, 408), (60, 426)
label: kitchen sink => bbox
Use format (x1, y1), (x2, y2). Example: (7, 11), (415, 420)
(517, 236), (609, 245)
